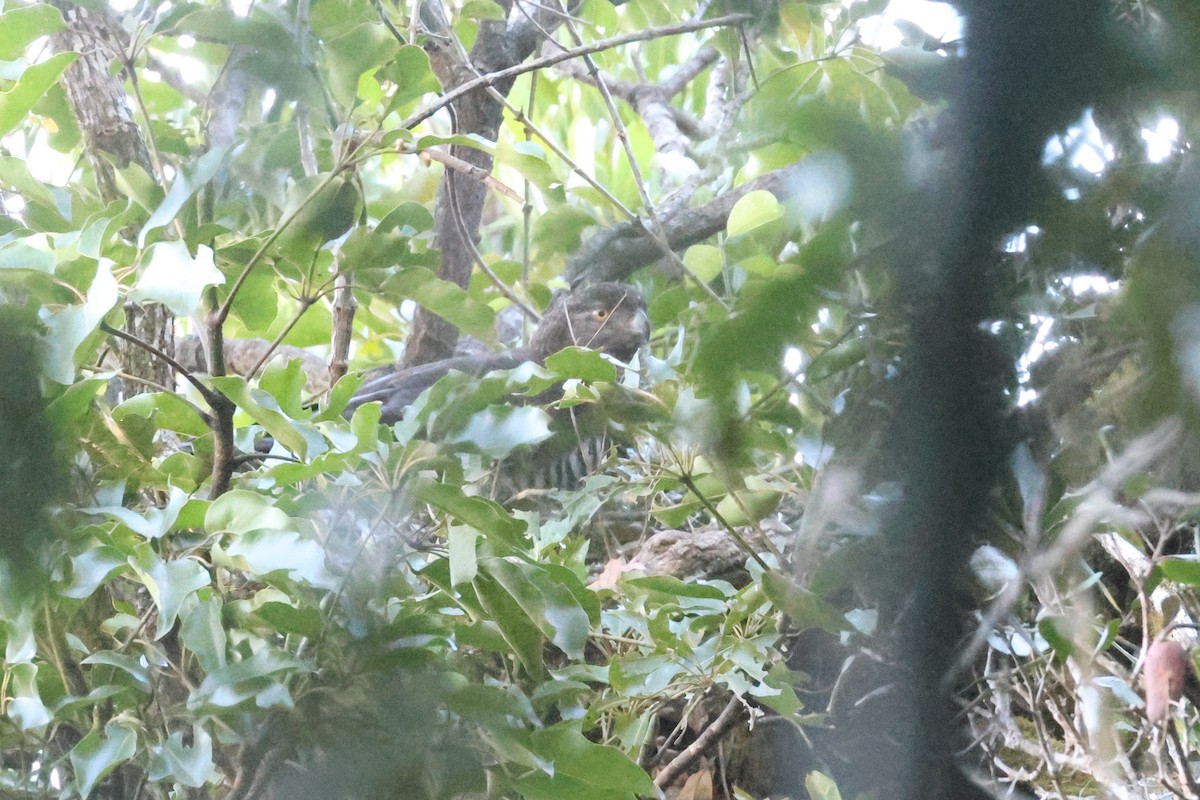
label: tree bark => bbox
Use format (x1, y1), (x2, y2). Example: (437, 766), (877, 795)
(51, 1), (174, 400)
(403, 11), (558, 367)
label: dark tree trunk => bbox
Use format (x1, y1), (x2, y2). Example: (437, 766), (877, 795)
(403, 14), (557, 366)
(51, 1), (174, 399)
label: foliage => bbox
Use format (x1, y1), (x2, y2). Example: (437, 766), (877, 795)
(6, 0), (1200, 798)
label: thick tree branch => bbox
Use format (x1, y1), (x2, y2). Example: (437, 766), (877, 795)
(566, 161), (808, 284)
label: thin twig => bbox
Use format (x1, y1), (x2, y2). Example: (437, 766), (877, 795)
(399, 14), (752, 131)
(653, 694), (745, 790)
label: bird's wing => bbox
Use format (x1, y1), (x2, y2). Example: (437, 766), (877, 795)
(347, 350), (533, 423)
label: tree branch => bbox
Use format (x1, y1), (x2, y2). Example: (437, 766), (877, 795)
(653, 694), (745, 790)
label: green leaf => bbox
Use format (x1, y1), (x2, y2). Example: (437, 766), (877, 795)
(80, 651), (152, 688)
(128, 546), (212, 639)
(255, 602), (323, 638)
(504, 140), (558, 191)
(215, 528), (336, 589)
(1158, 557), (1200, 587)
(473, 570), (545, 676)
(382, 46), (440, 115)
(71, 722), (137, 799)
(147, 725), (214, 787)
(378, 201), (435, 235)
(411, 479), (526, 541)
(208, 376), (315, 457)
(714, 487), (781, 526)
(205, 490), (291, 535)
(139, 147), (229, 246)
(513, 725), (655, 800)
(40, 261), (118, 384)
(683, 244), (723, 284)
(482, 558), (591, 659)
(0, 52), (76, 138)
(761, 572), (844, 631)
(446, 405), (552, 458)
(128, 242), (224, 315)
(533, 205), (596, 256)
(0, 156), (60, 208)
(0, 5), (64, 61)
(545, 347), (618, 382)
(806, 771), (844, 800)
(727, 190), (783, 237)
(113, 391), (210, 437)
(189, 648), (306, 710)
(180, 595), (227, 673)
(384, 267), (496, 339)
(7, 662), (50, 730)
(63, 546), (127, 599)
(449, 525), (480, 586)
(461, 0), (506, 19)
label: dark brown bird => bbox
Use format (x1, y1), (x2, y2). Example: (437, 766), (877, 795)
(347, 282), (651, 424)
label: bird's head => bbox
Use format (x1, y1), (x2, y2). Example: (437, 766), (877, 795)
(531, 283), (651, 363)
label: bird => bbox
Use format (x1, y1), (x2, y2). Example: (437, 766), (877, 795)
(346, 282), (651, 424)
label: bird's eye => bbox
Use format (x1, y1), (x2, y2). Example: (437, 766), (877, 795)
(593, 309), (609, 320)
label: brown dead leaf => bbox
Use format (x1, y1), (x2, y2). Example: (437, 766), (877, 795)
(1145, 639), (1189, 723)
(676, 768), (714, 800)
(588, 558), (626, 591)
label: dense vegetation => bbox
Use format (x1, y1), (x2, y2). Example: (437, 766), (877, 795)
(4, 0), (1200, 798)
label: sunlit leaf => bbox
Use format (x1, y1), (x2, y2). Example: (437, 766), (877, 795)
(71, 722), (137, 799)
(0, 52), (76, 138)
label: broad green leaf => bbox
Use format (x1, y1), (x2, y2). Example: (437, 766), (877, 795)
(377, 201), (435, 236)
(461, 0), (506, 19)
(0, 5), (64, 61)
(761, 572), (844, 632)
(205, 490), (291, 534)
(514, 725), (655, 800)
(0, 52), (76, 138)
(71, 722), (137, 799)
(714, 487), (781, 526)
(503, 140), (558, 191)
(0, 156), (59, 208)
(254, 602), (323, 638)
(138, 147), (229, 246)
(623, 575), (729, 600)
(534, 205), (596, 256)
(683, 244), (723, 284)
(1158, 557), (1200, 587)
(806, 771), (844, 800)
(208, 376), (314, 456)
(411, 479), (526, 540)
(80, 651), (152, 688)
(0, 234), (55, 272)
(128, 242), (224, 315)
(113, 391), (211, 437)
(180, 595), (227, 673)
(727, 190), (783, 237)
(446, 406), (552, 458)
(449, 525), (480, 586)
(482, 558), (590, 659)
(473, 571), (545, 676)
(259, 357), (307, 418)
(39, 261), (118, 384)
(7, 663), (50, 730)
(384, 267), (496, 339)
(382, 46), (440, 115)
(545, 347), (618, 382)
(215, 528), (336, 589)
(129, 547), (212, 639)
(189, 648), (306, 710)
(63, 546), (127, 599)
(147, 725), (214, 787)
